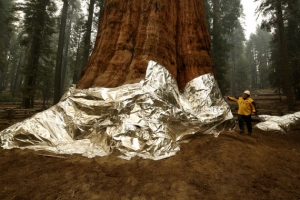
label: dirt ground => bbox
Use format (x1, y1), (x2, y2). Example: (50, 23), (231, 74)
(0, 99), (300, 200)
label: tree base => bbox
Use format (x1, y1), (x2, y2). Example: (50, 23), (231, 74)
(1, 61), (233, 160)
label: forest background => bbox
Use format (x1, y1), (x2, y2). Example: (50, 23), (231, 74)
(0, 0), (299, 110)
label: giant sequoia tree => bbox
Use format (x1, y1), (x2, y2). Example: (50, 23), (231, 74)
(76, 0), (214, 90)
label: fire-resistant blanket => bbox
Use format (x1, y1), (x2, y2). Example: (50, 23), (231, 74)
(0, 61), (234, 160)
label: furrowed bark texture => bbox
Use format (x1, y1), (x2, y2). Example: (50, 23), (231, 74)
(77, 0), (214, 90)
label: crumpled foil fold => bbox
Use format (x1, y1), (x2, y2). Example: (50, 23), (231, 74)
(255, 112), (300, 133)
(0, 60), (234, 160)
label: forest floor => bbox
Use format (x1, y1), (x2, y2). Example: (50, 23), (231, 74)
(0, 93), (300, 200)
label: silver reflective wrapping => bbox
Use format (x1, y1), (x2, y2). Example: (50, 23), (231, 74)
(255, 112), (300, 133)
(0, 60), (234, 160)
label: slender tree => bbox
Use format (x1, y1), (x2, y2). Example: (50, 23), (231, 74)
(61, 5), (74, 93)
(0, 0), (15, 93)
(276, 0), (294, 110)
(70, 14), (85, 84)
(211, 0), (229, 92)
(0, 0), (14, 73)
(53, 0), (69, 104)
(268, 36), (283, 100)
(81, 0), (96, 71)
(254, 28), (271, 89)
(245, 34), (257, 89)
(23, 0), (49, 107)
(286, 0), (300, 99)
(17, 0), (57, 108)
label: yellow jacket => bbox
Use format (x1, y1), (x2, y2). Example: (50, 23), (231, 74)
(228, 96), (256, 116)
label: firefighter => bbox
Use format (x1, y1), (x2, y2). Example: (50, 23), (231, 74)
(226, 90), (257, 135)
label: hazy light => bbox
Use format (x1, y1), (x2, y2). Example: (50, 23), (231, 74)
(241, 0), (262, 40)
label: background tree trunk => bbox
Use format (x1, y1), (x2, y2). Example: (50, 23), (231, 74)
(22, 0), (48, 108)
(61, 6), (74, 93)
(77, 0), (214, 90)
(53, 0), (69, 104)
(11, 51), (24, 98)
(81, 0), (96, 70)
(276, 0), (295, 110)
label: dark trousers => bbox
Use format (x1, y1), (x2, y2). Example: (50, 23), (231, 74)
(238, 114), (252, 133)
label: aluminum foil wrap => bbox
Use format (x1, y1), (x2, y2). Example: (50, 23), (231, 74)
(255, 112), (300, 133)
(0, 60), (234, 160)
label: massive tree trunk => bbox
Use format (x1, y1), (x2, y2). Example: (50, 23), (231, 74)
(77, 0), (214, 90)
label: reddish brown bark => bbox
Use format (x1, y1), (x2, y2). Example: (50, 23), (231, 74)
(77, 0), (214, 90)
